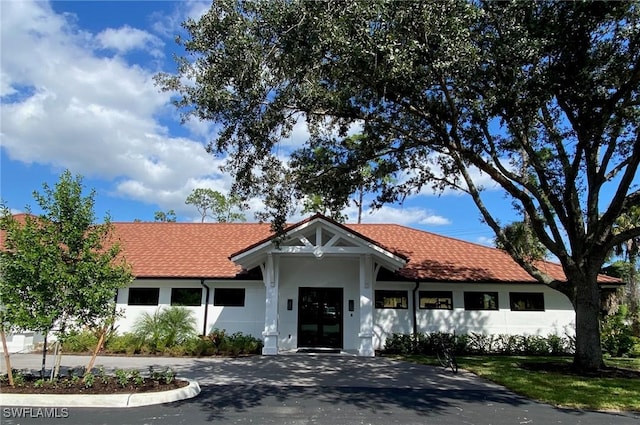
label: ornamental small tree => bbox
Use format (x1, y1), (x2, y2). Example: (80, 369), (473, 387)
(0, 170), (133, 380)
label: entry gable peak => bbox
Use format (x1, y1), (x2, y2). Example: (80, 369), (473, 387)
(230, 214), (407, 271)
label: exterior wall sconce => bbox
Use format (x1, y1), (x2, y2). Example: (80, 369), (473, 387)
(348, 299), (354, 311)
(287, 299), (293, 310)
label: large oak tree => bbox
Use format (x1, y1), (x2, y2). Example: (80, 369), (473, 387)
(156, 0), (640, 371)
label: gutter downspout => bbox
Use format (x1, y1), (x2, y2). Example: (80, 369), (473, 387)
(412, 281), (420, 336)
(200, 279), (211, 336)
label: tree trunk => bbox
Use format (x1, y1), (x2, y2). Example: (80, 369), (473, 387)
(84, 328), (106, 380)
(572, 271), (604, 371)
(0, 326), (14, 386)
(52, 341), (63, 380)
(628, 254), (639, 337)
(357, 189), (363, 224)
(41, 333), (48, 379)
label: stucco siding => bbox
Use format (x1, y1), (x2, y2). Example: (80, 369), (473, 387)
(206, 281), (265, 338)
(115, 279), (265, 340)
(372, 282), (576, 350)
(115, 279), (207, 335)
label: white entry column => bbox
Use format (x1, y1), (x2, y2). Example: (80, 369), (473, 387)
(358, 254), (375, 356)
(261, 253), (279, 355)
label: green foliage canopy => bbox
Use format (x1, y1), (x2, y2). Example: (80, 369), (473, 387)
(0, 170), (133, 337)
(185, 188), (246, 222)
(154, 210), (177, 222)
(157, 0), (640, 370)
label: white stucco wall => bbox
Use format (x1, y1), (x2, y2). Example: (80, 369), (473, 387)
(372, 282), (576, 350)
(114, 279), (264, 340)
(206, 281), (265, 338)
(1, 332), (45, 354)
(6, 271), (577, 355)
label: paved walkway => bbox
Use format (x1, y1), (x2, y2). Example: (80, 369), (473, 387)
(3, 352), (493, 389)
(2, 353), (638, 425)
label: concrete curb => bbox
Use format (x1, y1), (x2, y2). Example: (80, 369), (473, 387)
(0, 379), (200, 408)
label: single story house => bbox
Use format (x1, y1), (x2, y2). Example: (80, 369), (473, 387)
(2, 213), (620, 355)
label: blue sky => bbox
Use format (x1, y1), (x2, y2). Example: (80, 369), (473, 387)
(0, 0), (522, 245)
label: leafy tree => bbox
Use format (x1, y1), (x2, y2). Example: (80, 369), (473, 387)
(154, 210), (177, 222)
(612, 206), (640, 336)
(157, 1), (640, 371)
(185, 188), (246, 223)
(296, 134), (387, 224)
(495, 221), (548, 263)
(0, 170), (133, 378)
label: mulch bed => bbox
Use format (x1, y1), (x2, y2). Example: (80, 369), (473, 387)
(520, 361), (640, 379)
(2, 375), (189, 394)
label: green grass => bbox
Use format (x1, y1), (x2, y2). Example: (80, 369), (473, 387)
(396, 355), (640, 412)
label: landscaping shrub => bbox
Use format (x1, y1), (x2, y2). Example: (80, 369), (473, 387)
(104, 332), (142, 355)
(132, 307), (197, 352)
(382, 332), (574, 356)
(467, 332), (498, 354)
(383, 333), (415, 354)
(602, 306), (637, 357)
(228, 331), (264, 354)
(546, 334), (568, 356)
(61, 330), (99, 353)
(98, 327), (262, 357)
(522, 335), (550, 355)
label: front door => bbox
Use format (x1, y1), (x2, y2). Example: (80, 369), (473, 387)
(298, 287), (343, 348)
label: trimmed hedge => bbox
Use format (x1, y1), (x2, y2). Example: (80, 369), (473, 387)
(382, 332), (576, 356)
(61, 329), (263, 357)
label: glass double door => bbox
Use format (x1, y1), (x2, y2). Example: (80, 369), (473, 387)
(298, 287), (343, 348)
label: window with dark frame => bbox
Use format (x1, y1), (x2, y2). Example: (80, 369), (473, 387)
(375, 290), (408, 309)
(170, 288), (203, 306)
(463, 291), (499, 310)
(419, 291), (453, 310)
(214, 288), (245, 307)
(127, 287), (159, 306)
(509, 292), (545, 311)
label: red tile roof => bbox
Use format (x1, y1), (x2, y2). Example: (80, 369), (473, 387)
(2, 214), (620, 284)
(111, 222), (273, 278)
(109, 219), (618, 284)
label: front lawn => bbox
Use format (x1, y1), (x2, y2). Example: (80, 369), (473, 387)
(395, 355), (640, 412)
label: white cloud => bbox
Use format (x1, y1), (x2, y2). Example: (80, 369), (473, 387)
(0, 1), (229, 215)
(0, 0), (509, 230)
(475, 236), (495, 247)
(398, 153), (502, 199)
(96, 25), (164, 58)
(343, 205), (451, 227)
(151, 0), (211, 38)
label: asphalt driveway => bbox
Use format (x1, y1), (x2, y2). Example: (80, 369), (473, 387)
(1, 353), (638, 425)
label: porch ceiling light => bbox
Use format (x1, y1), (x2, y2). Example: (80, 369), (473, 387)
(313, 247), (324, 259)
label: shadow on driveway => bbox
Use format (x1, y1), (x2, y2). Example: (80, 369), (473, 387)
(165, 355), (530, 422)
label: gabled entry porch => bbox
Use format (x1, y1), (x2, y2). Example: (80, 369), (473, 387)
(229, 215), (407, 357)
